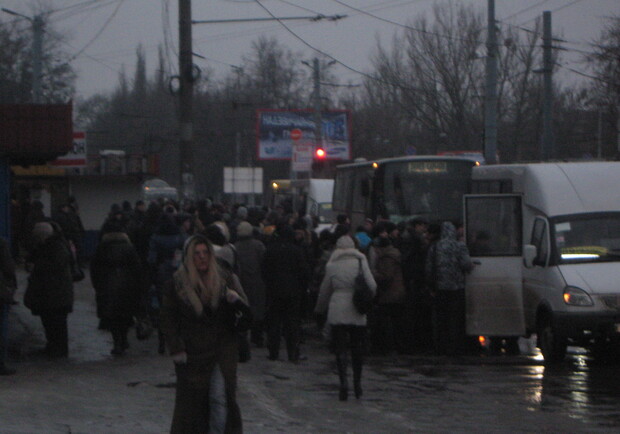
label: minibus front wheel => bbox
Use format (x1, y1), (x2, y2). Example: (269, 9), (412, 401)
(537, 316), (568, 364)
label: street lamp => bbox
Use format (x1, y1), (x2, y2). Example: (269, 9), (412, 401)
(1, 8), (44, 103)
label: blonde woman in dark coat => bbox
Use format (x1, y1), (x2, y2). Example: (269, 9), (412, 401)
(315, 235), (376, 401)
(160, 234), (248, 434)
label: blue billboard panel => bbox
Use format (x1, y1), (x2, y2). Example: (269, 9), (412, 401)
(256, 109), (351, 160)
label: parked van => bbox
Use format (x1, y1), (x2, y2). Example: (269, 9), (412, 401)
(464, 162), (620, 362)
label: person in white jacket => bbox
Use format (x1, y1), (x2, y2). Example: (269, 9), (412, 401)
(314, 235), (377, 401)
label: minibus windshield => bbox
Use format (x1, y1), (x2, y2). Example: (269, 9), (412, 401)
(553, 213), (620, 264)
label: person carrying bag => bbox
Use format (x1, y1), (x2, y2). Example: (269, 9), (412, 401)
(314, 235), (377, 401)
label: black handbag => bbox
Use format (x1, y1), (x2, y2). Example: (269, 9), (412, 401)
(352, 258), (374, 315)
(223, 293), (253, 333)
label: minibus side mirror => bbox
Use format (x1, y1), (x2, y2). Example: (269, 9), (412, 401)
(523, 244), (537, 268)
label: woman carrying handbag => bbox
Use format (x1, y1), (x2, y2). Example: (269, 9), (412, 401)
(160, 234), (249, 433)
(314, 235), (377, 401)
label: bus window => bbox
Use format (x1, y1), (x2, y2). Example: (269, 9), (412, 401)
(383, 160), (472, 223)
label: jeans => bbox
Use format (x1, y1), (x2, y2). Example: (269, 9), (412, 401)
(209, 364), (227, 434)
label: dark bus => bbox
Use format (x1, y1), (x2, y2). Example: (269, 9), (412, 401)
(332, 156), (477, 229)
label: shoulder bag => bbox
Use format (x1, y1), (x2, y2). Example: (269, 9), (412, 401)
(352, 258), (374, 315)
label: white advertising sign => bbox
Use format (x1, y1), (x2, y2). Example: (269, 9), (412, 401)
(224, 167), (263, 194)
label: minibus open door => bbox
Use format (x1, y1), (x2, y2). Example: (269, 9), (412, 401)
(464, 194), (526, 337)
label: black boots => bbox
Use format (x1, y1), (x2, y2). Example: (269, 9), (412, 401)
(352, 354), (363, 399)
(111, 329), (129, 356)
(337, 352), (365, 400)
(336, 354), (348, 401)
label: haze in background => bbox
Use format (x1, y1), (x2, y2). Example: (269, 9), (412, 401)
(1, 0), (617, 99)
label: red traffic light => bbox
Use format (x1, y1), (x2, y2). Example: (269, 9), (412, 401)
(315, 147), (326, 159)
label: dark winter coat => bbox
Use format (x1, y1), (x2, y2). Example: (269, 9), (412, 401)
(0, 237), (17, 305)
(400, 230), (428, 291)
(90, 232), (144, 321)
(126, 209), (151, 264)
(24, 234), (73, 315)
(160, 265), (245, 433)
(53, 208), (84, 247)
(425, 222), (474, 292)
(147, 216), (185, 288)
(235, 236), (267, 321)
(373, 242), (407, 305)
(262, 232), (310, 301)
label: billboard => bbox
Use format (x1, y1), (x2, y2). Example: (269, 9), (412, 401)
(256, 109), (351, 161)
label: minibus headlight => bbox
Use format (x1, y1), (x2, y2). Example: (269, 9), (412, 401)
(563, 286), (594, 306)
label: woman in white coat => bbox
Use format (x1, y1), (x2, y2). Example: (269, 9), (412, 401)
(314, 235), (377, 401)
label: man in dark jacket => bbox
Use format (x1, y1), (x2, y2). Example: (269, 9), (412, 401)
(262, 224), (310, 362)
(24, 222), (74, 358)
(147, 211), (185, 353)
(53, 202), (85, 261)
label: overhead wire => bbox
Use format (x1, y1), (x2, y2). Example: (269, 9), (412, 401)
(161, 0), (178, 75)
(500, 0), (554, 22)
(554, 61), (618, 86)
(51, 0), (122, 23)
(329, 0), (486, 45)
(44, 27), (123, 75)
(517, 0), (588, 26)
(252, 0), (427, 93)
(68, 0), (126, 61)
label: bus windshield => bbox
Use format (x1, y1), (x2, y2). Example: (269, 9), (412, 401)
(553, 213), (620, 264)
(383, 160), (472, 223)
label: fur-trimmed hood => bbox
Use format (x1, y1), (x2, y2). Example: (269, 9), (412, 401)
(101, 232), (131, 244)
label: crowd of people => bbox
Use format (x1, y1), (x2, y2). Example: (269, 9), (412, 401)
(1, 195), (480, 432)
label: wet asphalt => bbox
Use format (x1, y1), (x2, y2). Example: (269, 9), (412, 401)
(1, 268), (619, 433)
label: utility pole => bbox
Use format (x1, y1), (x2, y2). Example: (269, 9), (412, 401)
(597, 108), (603, 159)
(178, 0), (194, 198)
(32, 15), (44, 103)
(1, 9), (44, 103)
(484, 0), (498, 165)
(541, 11), (554, 161)
(312, 57), (323, 149)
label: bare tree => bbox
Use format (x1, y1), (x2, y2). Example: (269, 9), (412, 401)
(583, 16), (620, 158)
(0, 13), (75, 103)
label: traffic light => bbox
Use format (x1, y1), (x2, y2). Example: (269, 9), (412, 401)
(312, 147), (327, 176)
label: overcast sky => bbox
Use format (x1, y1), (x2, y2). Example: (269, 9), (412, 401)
(1, 0), (618, 100)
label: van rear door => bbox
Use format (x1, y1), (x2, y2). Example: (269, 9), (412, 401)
(464, 194), (526, 336)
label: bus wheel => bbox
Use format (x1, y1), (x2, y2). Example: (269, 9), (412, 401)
(537, 317), (567, 364)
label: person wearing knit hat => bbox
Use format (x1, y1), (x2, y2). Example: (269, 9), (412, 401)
(236, 221), (253, 239)
(24, 221), (74, 358)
